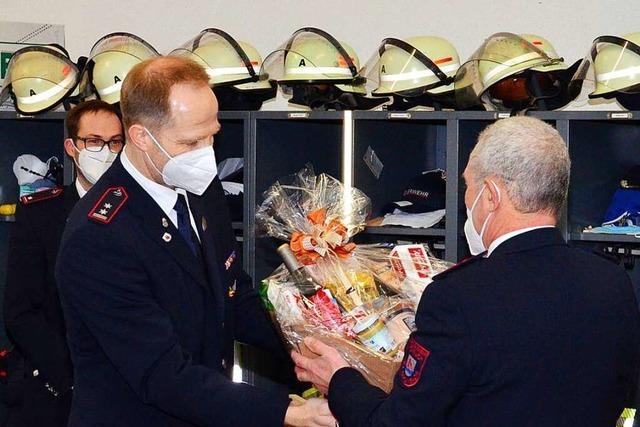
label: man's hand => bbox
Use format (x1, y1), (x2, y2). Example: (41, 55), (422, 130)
(284, 397), (336, 427)
(291, 337), (350, 395)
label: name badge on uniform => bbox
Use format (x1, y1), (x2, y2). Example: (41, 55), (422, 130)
(400, 337), (430, 388)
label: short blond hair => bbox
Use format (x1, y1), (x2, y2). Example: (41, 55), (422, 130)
(120, 56), (209, 132)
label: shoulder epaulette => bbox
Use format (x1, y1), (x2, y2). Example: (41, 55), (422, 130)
(434, 252), (487, 280)
(20, 187), (63, 205)
(88, 186), (128, 224)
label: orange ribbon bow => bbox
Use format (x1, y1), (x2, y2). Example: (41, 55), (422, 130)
(290, 208), (356, 265)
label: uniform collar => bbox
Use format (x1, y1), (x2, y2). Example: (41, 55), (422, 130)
(489, 227), (566, 257)
(100, 155), (212, 291)
(486, 226), (556, 257)
(75, 178), (88, 199)
(120, 149), (178, 219)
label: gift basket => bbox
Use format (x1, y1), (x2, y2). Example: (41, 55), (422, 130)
(257, 166), (451, 392)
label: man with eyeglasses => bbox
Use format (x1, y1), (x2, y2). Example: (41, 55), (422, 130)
(4, 100), (123, 427)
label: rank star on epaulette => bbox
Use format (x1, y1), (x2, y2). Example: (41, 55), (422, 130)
(88, 186), (128, 224)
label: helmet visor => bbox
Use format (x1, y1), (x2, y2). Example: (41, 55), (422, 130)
(570, 36), (640, 101)
(0, 46), (80, 114)
(361, 38), (458, 97)
(170, 28), (268, 87)
(88, 32), (158, 63)
(81, 32), (159, 101)
(454, 32), (559, 109)
(89, 33), (160, 62)
(263, 28), (363, 89)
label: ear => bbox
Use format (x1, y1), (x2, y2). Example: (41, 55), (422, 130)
(127, 124), (153, 152)
(484, 177), (503, 212)
(64, 138), (77, 159)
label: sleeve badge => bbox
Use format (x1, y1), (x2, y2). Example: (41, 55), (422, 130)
(399, 337), (430, 388)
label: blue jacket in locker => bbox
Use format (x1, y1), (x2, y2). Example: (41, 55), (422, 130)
(328, 228), (640, 427)
(55, 157), (290, 427)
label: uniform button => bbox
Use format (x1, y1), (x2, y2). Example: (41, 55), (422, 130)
(221, 359), (227, 369)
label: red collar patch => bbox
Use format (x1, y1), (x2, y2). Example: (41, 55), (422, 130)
(399, 337), (430, 388)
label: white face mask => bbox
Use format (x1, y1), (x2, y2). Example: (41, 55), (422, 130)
(144, 127), (217, 196)
(463, 181), (501, 256)
(74, 146), (117, 184)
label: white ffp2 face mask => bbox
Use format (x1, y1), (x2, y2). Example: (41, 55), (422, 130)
(144, 127), (218, 196)
(74, 146), (117, 184)
(463, 181), (501, 256)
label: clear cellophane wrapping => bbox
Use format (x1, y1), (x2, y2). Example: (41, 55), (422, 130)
(257, 166), (452, 392)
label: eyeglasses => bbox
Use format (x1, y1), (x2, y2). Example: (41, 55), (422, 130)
(75, 136), (125, 153)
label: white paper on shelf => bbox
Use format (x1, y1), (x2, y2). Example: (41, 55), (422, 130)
(221, 181), (243, 195)
(380, 209), (445, 229)
(218, 157), (243, 180)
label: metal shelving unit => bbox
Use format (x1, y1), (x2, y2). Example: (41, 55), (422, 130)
(362, 226), (446, 237)
(240, 110), (640, 282)
(2, 109), (639, 283)
(570, 232), (640, 244)
(4, 108), (640, 396)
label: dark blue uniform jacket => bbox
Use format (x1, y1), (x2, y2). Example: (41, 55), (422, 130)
(56, 158), (289, 427)
(329, 228), (640, 427)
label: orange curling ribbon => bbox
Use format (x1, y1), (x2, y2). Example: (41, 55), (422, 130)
(290, 208), (356, 265)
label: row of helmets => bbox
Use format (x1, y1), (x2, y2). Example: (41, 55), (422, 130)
(0, 30), (278, 115)
(2, 29), (640, 115)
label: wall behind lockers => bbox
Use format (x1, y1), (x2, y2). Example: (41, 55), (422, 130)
(3, 0), (640, 109)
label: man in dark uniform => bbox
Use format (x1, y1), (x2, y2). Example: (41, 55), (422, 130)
(55, 56), (334, 427)
(292, 117), (640, 426)
(4, 100), (123, 427)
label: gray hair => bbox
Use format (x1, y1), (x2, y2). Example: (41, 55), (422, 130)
(468, 116), (570, 217)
